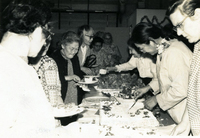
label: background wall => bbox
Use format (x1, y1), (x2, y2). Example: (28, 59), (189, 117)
(0, 0), (171, 61)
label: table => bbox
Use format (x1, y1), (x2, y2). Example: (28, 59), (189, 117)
(76, 84), (176, 136)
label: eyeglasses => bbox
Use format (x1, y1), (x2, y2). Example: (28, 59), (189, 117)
(85, 34), (94, 39)
(42, 26), (54, 47)
(42, 26), (54, 40)
(173, 16), (188, 32)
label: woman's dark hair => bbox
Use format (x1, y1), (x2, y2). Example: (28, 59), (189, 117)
(127, 38), (142, 55)
(90, 36), (104, 49)
(166, 0), (200, 17)
(131, 22), (165, 45)
(58, 31), (80, 48)
(2, 0), (52, 35)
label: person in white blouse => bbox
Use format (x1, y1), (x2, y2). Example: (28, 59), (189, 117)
(77, 25), (94, 75)
(0, 1), (73, 137)
(130, 22), (192, 136)
(106, 38), (159, 96)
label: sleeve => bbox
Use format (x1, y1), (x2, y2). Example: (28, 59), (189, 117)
(115, 56), (137, 72)
(44, 57), (62, 107)
(148, 60), (159, 94)
(156, 48), (190, 111)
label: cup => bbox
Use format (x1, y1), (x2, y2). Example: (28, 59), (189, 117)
(84, 76), (93, 82)
(99, 69), (107, 75)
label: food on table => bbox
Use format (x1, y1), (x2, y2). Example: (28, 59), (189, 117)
(99, 100), (159, 128)
(97, 72), (145, 99)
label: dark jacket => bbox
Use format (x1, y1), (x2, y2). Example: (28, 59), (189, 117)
(50, 50), (85, 104)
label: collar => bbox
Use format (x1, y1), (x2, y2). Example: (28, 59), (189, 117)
(156, 39), (170, 55)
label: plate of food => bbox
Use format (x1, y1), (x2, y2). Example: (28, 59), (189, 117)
(78, 80), (98, 84)
(53, 106), (85, 118)
(94, 86), (122, 93)
(84, 75), (100, 78)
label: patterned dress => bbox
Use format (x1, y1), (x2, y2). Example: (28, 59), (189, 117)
(34, 55), (62, 107)
(102, 43), (122, 65)
(33, 55), (62, 126)
(187, 42), (200, 136)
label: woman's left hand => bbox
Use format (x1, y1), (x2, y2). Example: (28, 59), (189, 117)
(143, 96), (157, 110)
(65, 75), (80, 82)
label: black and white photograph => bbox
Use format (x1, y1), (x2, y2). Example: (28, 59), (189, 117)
(0, 0), (199, 137)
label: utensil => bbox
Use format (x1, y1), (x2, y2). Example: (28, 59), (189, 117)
(101, 92), (121, 105)
(99, 69), (107, 75)
(127, 99), (138, 112)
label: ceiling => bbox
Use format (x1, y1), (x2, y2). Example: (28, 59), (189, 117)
(1, 0), (169, 12)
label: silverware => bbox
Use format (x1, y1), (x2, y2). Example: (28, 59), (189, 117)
(101, 92), (121, 105)
(127, 99), (137, 112)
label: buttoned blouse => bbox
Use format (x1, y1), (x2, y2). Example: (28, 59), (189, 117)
(156, 39), (192, 124)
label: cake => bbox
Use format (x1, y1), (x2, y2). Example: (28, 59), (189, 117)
(53, 105), (84, 117)
(99, 99), (159, 128)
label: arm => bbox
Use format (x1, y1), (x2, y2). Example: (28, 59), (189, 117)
(134, 84), (152, 100)
(44, 57), (64, 107)
(115, 56), (137, 72)
(134, 62), (159, 99)
(106, 56), (137, 72)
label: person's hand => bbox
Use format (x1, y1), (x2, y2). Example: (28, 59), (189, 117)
(65, 75), (80, 82)
(133, 86), (150, 100)
(143, 96), (157, 111)
(64, 103), (76, 110)
(81, 67), (93, 75)
(106, 66), (117, 72)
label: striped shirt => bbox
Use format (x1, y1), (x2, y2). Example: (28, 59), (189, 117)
(187, 42), (200, 136)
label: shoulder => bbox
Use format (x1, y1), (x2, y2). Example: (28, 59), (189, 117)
(43, 56), (58, 68)
(166, 39), (192, 54)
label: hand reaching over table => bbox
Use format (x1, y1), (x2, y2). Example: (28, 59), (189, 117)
(106, 66), (117, 72)
(143, 96), (157, 111)
(133, 85), (151, 100)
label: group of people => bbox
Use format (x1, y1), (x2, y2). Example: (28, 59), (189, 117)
(76, 26), (123, 75)
(106, 0), (200, 136)
(0, 0), (200, 137)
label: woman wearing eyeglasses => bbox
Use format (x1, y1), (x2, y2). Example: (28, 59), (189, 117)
(130, 22), (192, 136)
(167, 0), (200, 136)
